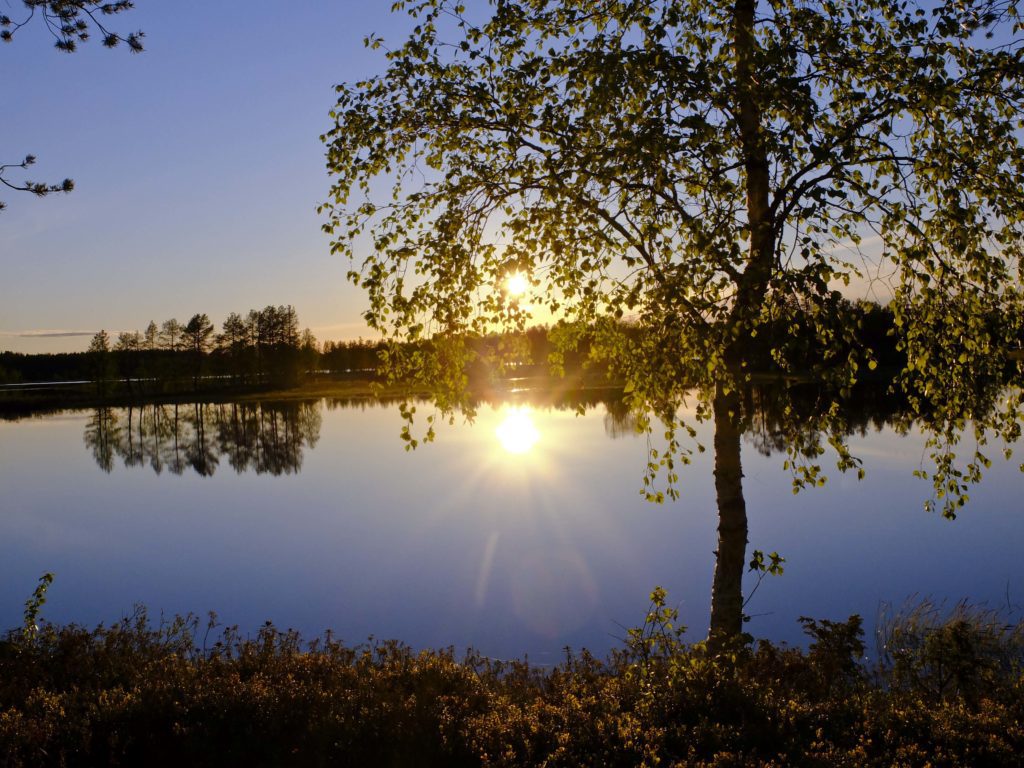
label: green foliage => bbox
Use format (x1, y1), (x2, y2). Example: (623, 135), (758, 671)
(742, 550), (786, 624)
(748, 550), (785, 577)
(20, 573), (53, 642)
(624, 586), (688, 664)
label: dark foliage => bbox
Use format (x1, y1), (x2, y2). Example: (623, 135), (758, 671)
(1, 588), (1021, 767)
(1, 1), (142, 211)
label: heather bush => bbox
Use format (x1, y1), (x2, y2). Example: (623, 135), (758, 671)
(1, 583), (1022, 767)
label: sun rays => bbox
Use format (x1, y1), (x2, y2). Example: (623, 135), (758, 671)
(505, 272), (529, 298)
(495, 406), (540, 455)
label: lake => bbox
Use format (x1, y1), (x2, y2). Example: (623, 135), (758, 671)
(1, 394), (1020, 662)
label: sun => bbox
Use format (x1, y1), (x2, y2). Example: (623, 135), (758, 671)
(496, 406), (540, 455)
(505, 272), (529, 297)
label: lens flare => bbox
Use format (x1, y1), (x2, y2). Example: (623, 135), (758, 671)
(496, 406), (540, 454)
(505, 272), (529, 297)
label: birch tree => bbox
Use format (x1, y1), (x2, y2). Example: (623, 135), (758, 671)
(323, 0), (1024, 643)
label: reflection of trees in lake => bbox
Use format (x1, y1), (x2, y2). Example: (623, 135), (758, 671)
(84, 408), (121, 473)
(328, 384), (918, 453)
(76, 382), (1022, 650)
(603, 381), (914, 455)
(603, 398), (643, 440)
(83, 401), (321, 477)
(743, 383), (909, 460)
(186, 402), (218, 476)
(84, 386), (1004, 483)
(215, 402), (322, 476)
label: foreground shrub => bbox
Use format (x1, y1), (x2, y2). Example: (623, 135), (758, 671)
(1, 586), (1022, 767)
(878, 598), (1024, 706)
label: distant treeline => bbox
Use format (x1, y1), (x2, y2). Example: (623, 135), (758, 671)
(0, 302), (913, 395)
(0, 307), (325, 393)
(0, 313), (571, 393)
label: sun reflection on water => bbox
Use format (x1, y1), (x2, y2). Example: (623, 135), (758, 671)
(495, 406), (540, 455)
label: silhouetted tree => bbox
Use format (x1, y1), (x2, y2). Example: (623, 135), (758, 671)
(182, 314), (213, 354)
(115, 330), (142, 394)
(299, 328), (320, 376)
(143, 321), (159, 351)
(218, 311), (250, 382)
(321, 338), (385, 374)
(182, 313), (214, 390)
(254, 305), (303, 384)
(159, 318), (183, 352)
(87, 330), (114, 396)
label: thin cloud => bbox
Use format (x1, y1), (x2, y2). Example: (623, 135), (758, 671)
(0, 329), (97, 338)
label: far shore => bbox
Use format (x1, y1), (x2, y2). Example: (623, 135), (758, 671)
(0, 370), (626, 418)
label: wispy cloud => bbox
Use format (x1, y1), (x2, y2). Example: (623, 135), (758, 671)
(0, 329), (96, 339)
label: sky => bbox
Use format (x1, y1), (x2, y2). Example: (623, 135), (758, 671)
(2, 0), (416, 353)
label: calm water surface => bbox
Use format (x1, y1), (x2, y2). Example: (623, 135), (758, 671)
(1, 397), (1020, 661)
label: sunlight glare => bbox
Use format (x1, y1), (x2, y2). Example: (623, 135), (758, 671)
(496, 407), (540, 455)
(505, 272), (529, 297)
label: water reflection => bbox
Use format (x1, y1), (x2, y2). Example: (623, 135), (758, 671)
(1, 382), (1016, 656)
(83, 401), (322, 476)
(80, 385), (918, 477)
(600, 381), (912, 451)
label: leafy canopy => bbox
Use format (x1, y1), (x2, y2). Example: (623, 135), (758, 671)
(323, 0), (1024, 513)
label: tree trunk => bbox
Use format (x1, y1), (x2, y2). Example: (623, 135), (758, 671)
(703, 0), (767, 647)
(708, 385), (749, 647)
(733, 0), (774, 308)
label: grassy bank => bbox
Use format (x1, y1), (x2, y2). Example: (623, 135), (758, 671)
(2, 589), (1022, 767)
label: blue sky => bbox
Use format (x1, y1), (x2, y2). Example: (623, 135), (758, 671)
(2, 1), (414, 353)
